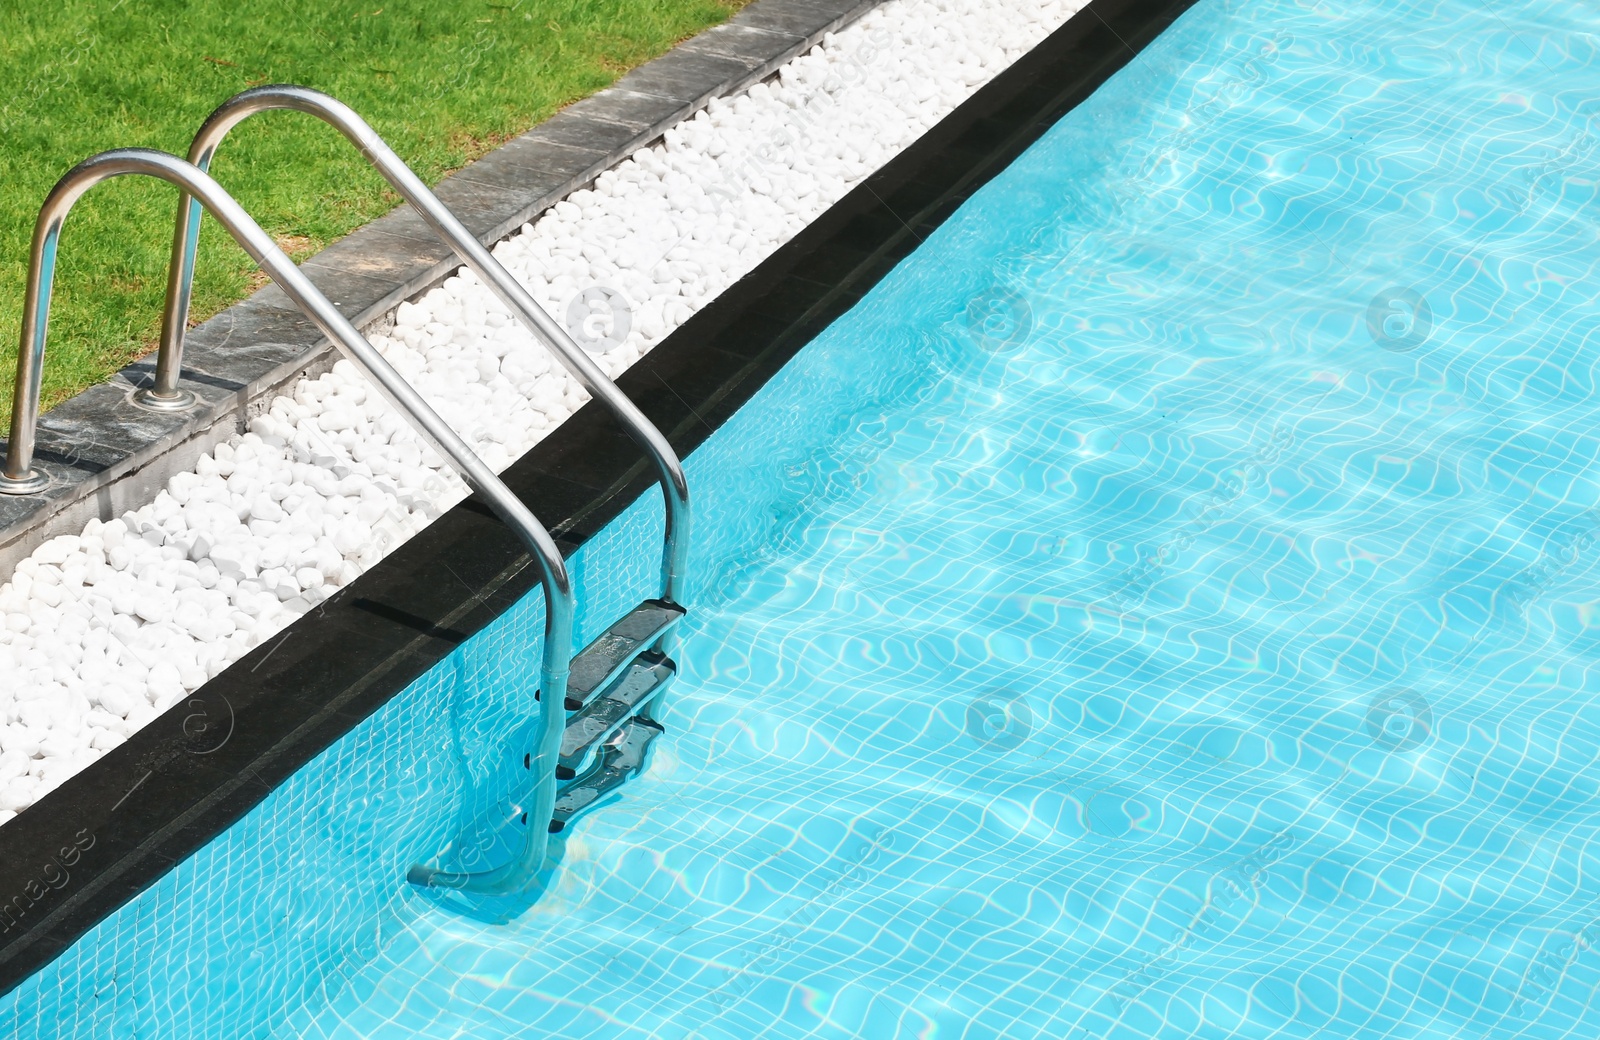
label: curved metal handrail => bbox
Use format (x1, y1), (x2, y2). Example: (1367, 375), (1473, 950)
(0, 149), (570, 895)
(150, 85), (691, 607)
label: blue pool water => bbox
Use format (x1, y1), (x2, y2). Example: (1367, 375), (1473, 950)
(281, 0), (1600, 1035)
(10, 0), (1600, 1035)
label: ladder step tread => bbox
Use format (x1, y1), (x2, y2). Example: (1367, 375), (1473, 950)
(550, 718), (664, 833)
(566, 599), (685, 710)
(557, 652), (674, 779)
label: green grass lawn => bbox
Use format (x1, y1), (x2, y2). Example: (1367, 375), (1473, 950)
(0, 0), (748, 435)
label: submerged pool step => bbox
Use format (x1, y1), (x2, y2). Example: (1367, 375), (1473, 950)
(549, 717), (665, 833)
(547, 600), (683, 836)
(557, 651), (675, 780)
(564, 599), (685, 711)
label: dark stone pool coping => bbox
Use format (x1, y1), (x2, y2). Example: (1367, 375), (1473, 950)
(0, 0), (1202, 1002)
(0, 0), (887, 585)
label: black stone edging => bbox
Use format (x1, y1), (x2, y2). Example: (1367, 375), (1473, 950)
(0, 0), (1202, 1001)
(0, 0), (885, 585)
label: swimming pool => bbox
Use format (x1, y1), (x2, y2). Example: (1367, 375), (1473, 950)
(289, 0), (1600, 1033)
(12, 0), (1600, 1034)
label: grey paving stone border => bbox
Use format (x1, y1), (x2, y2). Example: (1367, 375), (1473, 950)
(0, 0), (884, 583)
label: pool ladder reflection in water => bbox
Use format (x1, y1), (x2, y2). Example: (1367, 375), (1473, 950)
(0, 87), (691, 899)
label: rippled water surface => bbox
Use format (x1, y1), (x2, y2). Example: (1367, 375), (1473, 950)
(305, 0), (1600, 1035)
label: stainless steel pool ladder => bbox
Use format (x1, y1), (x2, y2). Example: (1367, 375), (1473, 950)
(1, 92), (694, 894)
(144, 86), (691, 867)
(0, 149), (575, 893)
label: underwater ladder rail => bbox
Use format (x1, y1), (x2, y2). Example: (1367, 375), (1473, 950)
(1, 93), (692, 899)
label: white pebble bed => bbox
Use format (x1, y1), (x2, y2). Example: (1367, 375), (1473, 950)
(0, 0), (1088, 821)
